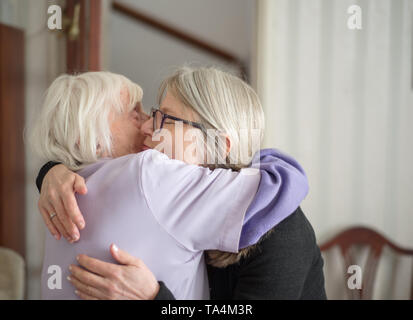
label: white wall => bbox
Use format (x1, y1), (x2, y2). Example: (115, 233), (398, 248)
(108, 0), (255, 108)
(257, 0), (413, 299)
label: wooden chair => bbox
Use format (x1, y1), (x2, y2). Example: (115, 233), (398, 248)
(320, 226), (413, 300)
(0, 247), (25, 299)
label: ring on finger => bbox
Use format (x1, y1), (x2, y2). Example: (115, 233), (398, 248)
(50, 212), (57, 220)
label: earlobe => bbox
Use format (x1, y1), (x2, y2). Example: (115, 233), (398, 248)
(225, 135), (231, 156)
(216, 132), (231, 160)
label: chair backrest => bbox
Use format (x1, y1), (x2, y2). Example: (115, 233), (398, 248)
(0, 247), (25, 300)
(320, 226), (413, 300)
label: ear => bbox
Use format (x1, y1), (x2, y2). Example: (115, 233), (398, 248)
(226, 135), (231, 156)
(220, 133), (231, 158)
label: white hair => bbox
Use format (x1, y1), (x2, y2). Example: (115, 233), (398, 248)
(158, 66), (265, 170)
(29, 71), (143, 170)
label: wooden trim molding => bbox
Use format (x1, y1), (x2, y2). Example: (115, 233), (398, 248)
(0, 23), (26, 258)
(65, 0), (102, 73)
(88, 0), (102, 71)
(112, 1), (246, 77)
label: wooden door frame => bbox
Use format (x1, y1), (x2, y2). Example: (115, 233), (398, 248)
(65, 0), (102, 73)
(88, 0), (102, 71)
(0, 23), (25, 258)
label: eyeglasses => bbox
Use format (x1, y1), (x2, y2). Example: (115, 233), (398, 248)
(150, 107), (206, 133)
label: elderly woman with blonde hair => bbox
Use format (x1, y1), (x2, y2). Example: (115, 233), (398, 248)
(32, 67), (324, 300)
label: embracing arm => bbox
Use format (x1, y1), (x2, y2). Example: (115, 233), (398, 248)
(139, 148), (309, 253)
(138, 149), (260, 253)
(36, 149), (309, 251)
(36, 162), (87, 242)
(239, 148), (309, 249)
(36, 152), (259, 251)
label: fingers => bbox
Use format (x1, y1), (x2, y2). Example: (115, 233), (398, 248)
(110, 243), (139, 266)
(68, 272), (107, 300)
(61, 177), (86, 231)
(74, 174), (88, 195)
(48, 194), (79, 242)
(74, 289), (99, 300)
(38, 202), (60, 240)
(69, 264), (106, 288)
(76, 254), (116, 277)
(43, 201), (72, 242)
(40, 165), (85, 241)
(51, 215), (72, 242)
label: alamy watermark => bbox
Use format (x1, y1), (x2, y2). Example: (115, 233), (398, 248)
(148, 123), (263, 172)
(47, 265), (62, 289)
(47, 5), (62, 30)
(347, 264), (362, 290)
(46, 262), (363, 291)
(347, 5), (362, 30)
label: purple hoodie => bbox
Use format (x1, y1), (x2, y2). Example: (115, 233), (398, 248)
(240, 148), (309, 248)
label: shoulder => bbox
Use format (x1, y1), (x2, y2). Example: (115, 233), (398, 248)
(240, 207), (319, 266)
(96, 150), (170, 175)
(263, 207), (317, 248)
(137, 149), (208, 176)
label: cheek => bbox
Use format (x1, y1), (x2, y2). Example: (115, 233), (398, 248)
(156, 132), (175, 151)
(114, 118), (140, 145)
(174, 128), (197, 161)
(148, 127), (175, 158)
(110, 121), (122, 143)
(128, 120), (142, 142)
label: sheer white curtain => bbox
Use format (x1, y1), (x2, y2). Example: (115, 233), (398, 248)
(256, 0), (413, 299)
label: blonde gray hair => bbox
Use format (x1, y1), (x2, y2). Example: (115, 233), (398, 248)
(158, 66), (265, 171)
(159, 66), (266, 267)
(29, 71), (143, 170)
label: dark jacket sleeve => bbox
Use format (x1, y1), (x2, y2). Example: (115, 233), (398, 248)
(154, 282), (176, 300)
(232, 207), (327, 300)
(36, 161), (61, 192)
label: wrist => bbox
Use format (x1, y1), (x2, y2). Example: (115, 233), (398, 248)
(36, 161), (61, 192)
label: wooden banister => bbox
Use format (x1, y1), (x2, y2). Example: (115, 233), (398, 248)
(112, 1), (246, 77)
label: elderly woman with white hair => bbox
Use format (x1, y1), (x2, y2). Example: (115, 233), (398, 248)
(32, 68), (325, 300)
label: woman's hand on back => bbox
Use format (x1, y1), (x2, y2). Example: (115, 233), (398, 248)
(68, 244), (160, 300)
(38, 164), (87, 242)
